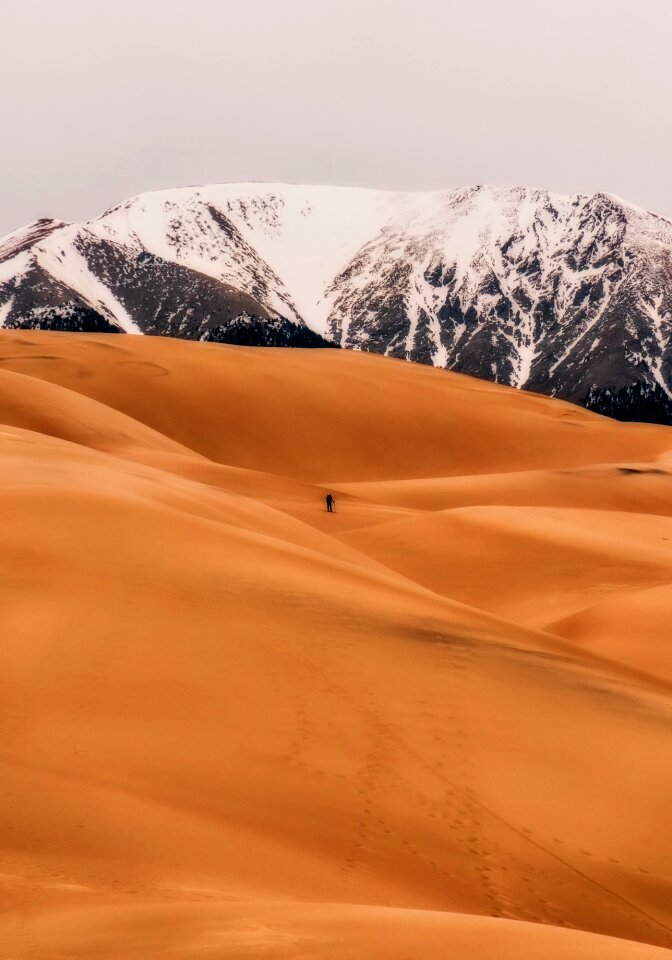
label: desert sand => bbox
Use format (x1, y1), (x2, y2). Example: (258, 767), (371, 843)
(0, 330), (670, 958)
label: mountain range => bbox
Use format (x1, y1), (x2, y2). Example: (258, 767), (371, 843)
(2, 182), (672, 422)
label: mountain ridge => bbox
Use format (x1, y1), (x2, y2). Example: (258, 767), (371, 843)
(2, 182), (672, 421)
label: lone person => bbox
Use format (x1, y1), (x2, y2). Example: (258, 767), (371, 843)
(325, 493), (335, 513)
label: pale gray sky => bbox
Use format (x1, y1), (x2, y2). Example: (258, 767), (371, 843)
(1, 0), (670, 235)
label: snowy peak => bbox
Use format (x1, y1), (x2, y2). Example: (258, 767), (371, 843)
(85, 183), (401, 331)
(2, 183), (672, 422)
(0, 218), (69, 263)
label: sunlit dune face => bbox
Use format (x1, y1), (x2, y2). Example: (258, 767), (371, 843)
(0, 330), (670, 959)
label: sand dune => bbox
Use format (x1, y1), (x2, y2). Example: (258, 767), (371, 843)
(334, 463), (672, 515)
(0, 331), (670, 479)
(340, 505), (672, 627)
(0, 330), (671, 958)
(5, 902), (671, 959)
(550, 582), (672, 685)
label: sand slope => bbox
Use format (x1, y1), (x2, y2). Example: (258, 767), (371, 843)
(340, 505), (672, 627)
(550, 582), (672, 685)
(0, 331), (669, 479)
(333, 463), (672, 515)
(0, 331), (671, 958)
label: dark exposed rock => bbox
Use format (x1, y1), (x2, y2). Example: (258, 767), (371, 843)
(0, 260), (123, 333)
(72, 234), (272, 340)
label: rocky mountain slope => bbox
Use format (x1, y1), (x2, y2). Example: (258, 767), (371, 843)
(2, 183), (672, 421)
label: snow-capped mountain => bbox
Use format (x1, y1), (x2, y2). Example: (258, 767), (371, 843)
(2, 183), (672, 421)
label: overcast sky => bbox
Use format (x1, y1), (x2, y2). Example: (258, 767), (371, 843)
(1, 0), (670, 234)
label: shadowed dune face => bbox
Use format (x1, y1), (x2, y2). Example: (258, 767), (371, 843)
(0, 331), (671, 959)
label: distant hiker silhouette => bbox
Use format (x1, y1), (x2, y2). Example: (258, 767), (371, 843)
(325, 493), (335, 513)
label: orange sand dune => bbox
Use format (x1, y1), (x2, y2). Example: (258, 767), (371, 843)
(334, 463), (672, 515)
(0, 331), (671, 958)
(341, 505), (672, 627)
(551, 582), (672, 685)
(5, 902), (671, 959)
(0, 331), (670, 478)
